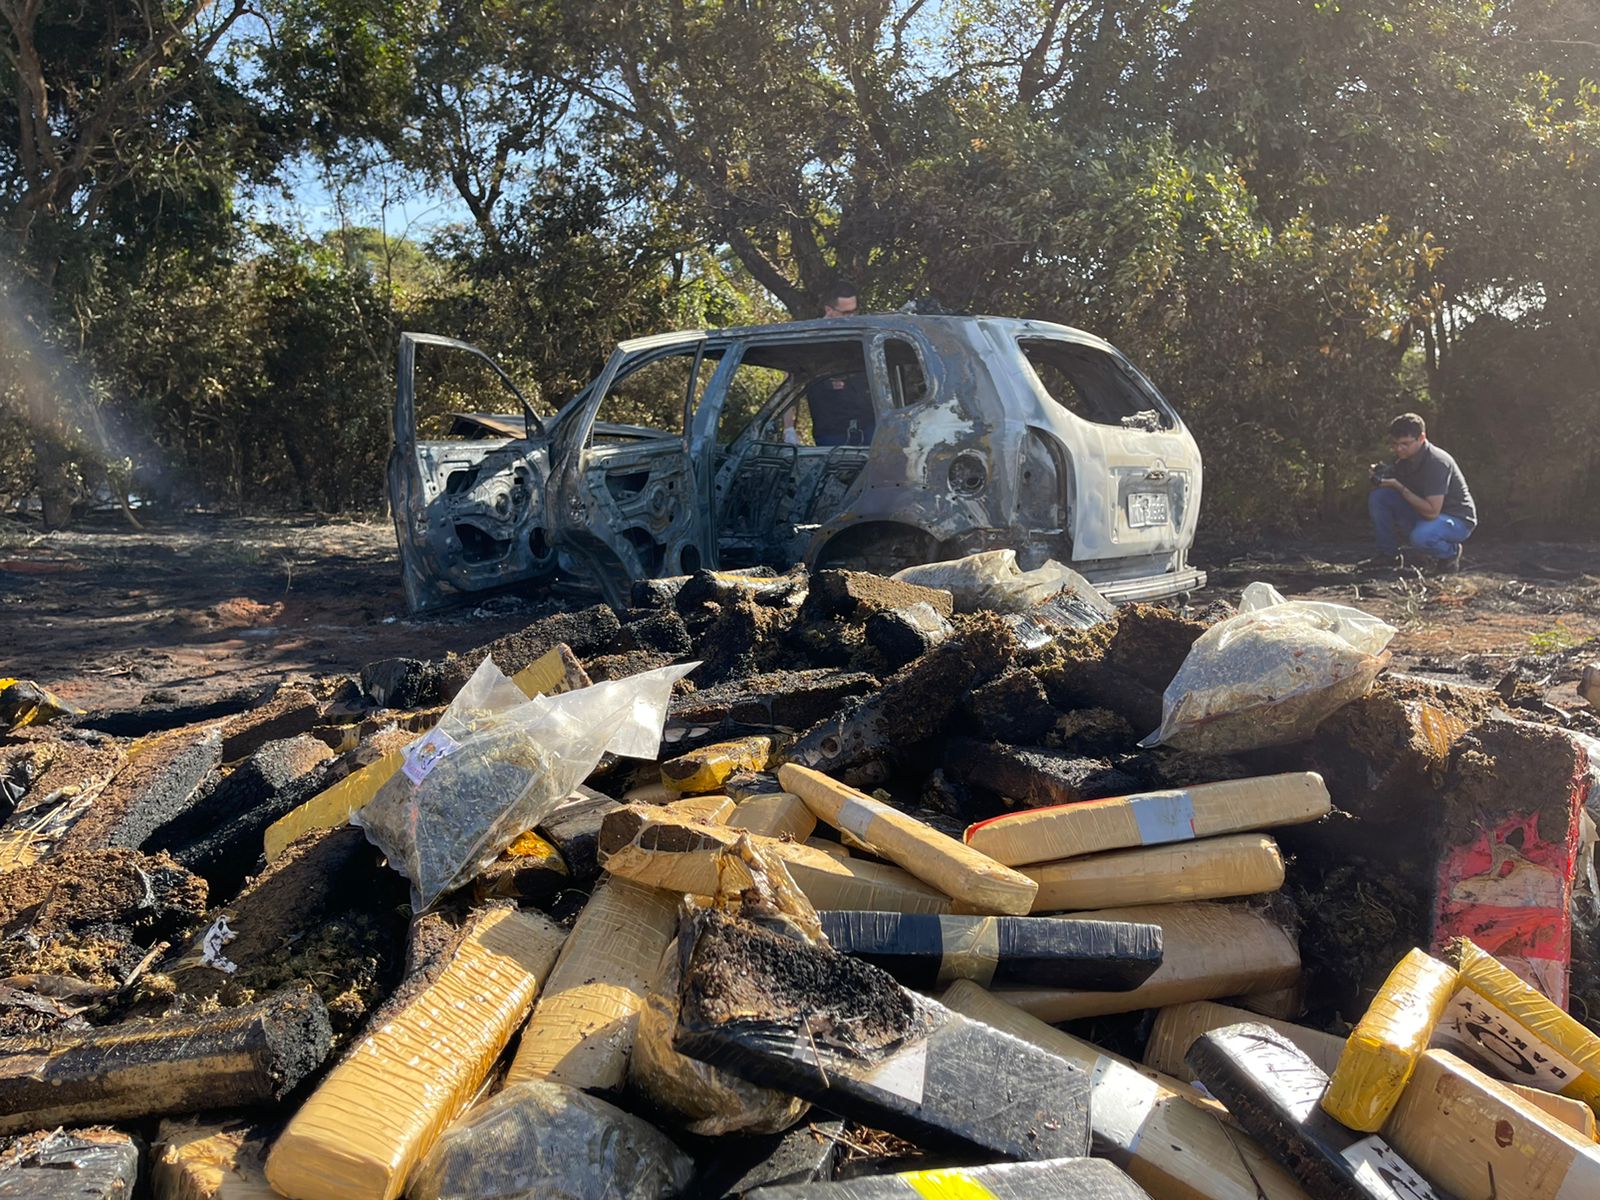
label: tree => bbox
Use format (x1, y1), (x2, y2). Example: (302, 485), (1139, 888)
(1, 0), (288, 524)
(1, 0), (256, 265)
(4, 0), (1596, 531)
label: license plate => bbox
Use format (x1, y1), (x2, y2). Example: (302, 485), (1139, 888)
(1127, 492), (1170, 527)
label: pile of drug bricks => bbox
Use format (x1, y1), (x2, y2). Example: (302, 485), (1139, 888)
(1, 565), (1598, 1199)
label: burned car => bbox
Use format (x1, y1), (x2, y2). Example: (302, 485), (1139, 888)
(389, 315), (1206, 611)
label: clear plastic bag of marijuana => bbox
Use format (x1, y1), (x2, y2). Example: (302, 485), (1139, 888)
(409, 1081), (694, 1200)
(1141, 582), (1394, 754)
(355, 655), (694, 911)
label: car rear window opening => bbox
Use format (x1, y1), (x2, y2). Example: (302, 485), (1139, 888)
(1017, 338), (1170, 429)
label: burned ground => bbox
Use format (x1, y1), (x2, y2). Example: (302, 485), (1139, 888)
(0, 848), (209, 1035)
(168, 825), (409, 1038)
(5, 515), (1596, 712)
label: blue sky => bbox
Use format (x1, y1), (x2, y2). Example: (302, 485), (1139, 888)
(241, 153), (472, 241)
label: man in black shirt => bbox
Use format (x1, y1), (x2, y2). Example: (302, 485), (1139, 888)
(1369, 412), (1477, 569)
(786, 280), (876, 446)
(807, 371), (874, 445)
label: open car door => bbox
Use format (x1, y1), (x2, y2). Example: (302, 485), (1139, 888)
(545, 332), (729, 607)
(389, 332), (557, 612)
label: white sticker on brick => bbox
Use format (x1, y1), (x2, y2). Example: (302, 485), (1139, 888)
(1341, 1134), (1441, 1200)
(1431, 989), (1584, 1092)
(836, 793), (890, 842)
(1127, 792), (1198, 846)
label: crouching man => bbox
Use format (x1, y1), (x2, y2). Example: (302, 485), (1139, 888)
(1369, 412), (1477, 571)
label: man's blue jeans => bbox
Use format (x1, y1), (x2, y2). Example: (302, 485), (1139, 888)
(1369, 488), (1473, 559)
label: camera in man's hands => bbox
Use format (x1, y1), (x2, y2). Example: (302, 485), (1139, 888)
(1370, 462), (1396, 485)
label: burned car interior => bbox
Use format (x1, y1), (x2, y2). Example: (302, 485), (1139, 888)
(713, 338), (880, 568)
(1017, 338), (1173, 431)
(389, 317), (1205, 611)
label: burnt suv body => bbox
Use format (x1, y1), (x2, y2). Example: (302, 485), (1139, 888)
(390, 314), (1205, 611)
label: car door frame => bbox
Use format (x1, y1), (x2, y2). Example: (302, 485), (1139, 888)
(546, 330), (736, 606)
(693, 324), (902, 565)
(388, 331), (554, 612)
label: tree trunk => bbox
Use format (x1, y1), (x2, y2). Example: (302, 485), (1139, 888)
(34, 433), (75, 530)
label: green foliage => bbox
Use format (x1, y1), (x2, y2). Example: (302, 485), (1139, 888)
(2, 0), (1596, 531)
(1528, 626), (1584, 654)
(77, 225), (404, 511)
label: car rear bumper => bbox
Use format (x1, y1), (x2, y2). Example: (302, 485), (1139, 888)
(1092, 566), (1207, 603)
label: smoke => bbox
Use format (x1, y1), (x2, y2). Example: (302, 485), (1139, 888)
(0, 271), (171, 507)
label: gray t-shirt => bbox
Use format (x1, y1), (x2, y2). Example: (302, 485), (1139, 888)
(1395, 441), (1476, 528)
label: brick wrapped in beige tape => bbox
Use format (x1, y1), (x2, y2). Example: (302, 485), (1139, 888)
(1233, 982), (1305, 1020)
(1323, 948), (1458, 1132)
(783, 854), (951, 912)
(1143, 1001), (1345, 1080)
(597, 805), (949, 913)
(805, 837), (852, 859)
(1384, 1049), (1600, 1199)
(503, 877), (681, 1091)
(943, 982), (1312, 1200)
(154, 1119), (276, 1200)
(994, 902), (1299, 1022)
(1025, 834), (1285, 912)
(964, 772), (1331, 867)
(265, 907), (565, 1200)
(663, 794), (736, 824)
(779, 762), (1037, 914)
(1509, 1083), (1600, 1141)
(729, 792), (817, 841)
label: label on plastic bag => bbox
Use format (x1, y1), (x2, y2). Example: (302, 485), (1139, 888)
(361, 657), (694, 914)
(1127, 792), (1198, 846)
(402, 729), (461, 784)
(1432, 989), (1582, 1090)
(1340, 1134), (1440, 1199)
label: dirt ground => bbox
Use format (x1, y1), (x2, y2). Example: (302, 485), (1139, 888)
(0, 514), (564, 711)
(2, 513), (1597, 712)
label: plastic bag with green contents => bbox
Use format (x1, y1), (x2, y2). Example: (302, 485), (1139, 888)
(354, 655), (694, 911)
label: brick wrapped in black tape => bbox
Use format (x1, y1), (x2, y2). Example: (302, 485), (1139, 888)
(748, 1156), (1150, 1198)
(685, 1118), (844, 1198)
(1185, 1023), (1442, 1200)
(673, 910), (1091, 1162)
(0, 1128), (142, 1199)
(816, 912), (1163, 989)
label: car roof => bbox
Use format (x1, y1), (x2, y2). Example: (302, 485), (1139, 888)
(614, 313), (1117, 355)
